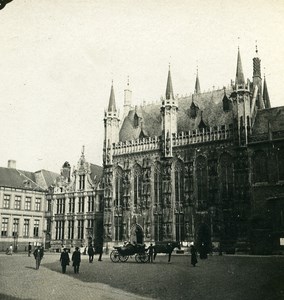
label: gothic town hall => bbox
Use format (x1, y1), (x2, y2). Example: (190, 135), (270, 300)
(103, 48), (284, 254)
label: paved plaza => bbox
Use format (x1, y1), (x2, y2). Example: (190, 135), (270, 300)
(0, 252), (283, 300)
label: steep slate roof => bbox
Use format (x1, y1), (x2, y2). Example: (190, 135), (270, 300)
(34, 169), (60, 189)
(119, 88), (234, 142)
(90, 163), (103, 184)
(252, 107), (284, 135)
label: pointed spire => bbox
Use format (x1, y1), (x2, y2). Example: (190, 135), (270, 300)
(235, 47), (245, 85)
(194, 67), (201, 94)
(108, 81), (117, 112)
(263, 75), (271, 108)
(165, 64), (174, 100)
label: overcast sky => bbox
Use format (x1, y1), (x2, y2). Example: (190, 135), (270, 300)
(0, 0), (283, 173)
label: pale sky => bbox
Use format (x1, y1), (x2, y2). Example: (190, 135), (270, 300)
(0, 0), (284, 173)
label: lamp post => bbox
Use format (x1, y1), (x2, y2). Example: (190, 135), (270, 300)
(13, 232), (18, 252)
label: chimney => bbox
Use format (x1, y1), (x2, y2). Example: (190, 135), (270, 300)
(8, 160), (16, 169)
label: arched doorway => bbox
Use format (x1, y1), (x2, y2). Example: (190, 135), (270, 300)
(130, 224), (144, 244)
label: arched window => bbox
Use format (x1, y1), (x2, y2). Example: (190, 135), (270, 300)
(115, 167), (123, 207)
(196, 156), (207, 209)
(220, 153), (233, 207)
(154, 162), (162, 207)
(175, 160), (185, 241)
(252, 151), (268, 183)
(134, 164), (142, 207)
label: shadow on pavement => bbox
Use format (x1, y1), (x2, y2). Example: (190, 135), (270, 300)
(0, 294), (32, 300)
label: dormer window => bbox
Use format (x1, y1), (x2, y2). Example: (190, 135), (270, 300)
(190, 101), (199, 119)
(134, 113), (139, 128)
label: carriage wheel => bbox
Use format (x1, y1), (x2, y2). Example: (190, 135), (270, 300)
(110, 250), (120, 262)
(135, 253), (149, 263)
(119, 255), (129, 262)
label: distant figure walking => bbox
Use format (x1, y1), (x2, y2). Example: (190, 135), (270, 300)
(72, 247), (81, 274)
(147, 243), (154, 263)
(88, 246), (95, 263)
(95, 239), (103, 261)
(28, 242), (32, 257)
(60, 248), (70, 274)
(33, 246), (44, 270)
(8, 244), (13, 255)
(190, 243), (198, 267)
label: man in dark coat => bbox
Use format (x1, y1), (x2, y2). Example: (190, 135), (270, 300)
(147, 243), (154, 263)
(33, 246), (44, 270)
(72, 247), (81, 274)
(60, 248), (70, 274)
(190, 243), (198, 267)
(28, 242), (32, 257)
(95, 239), (103, 261)
(88, 246), (95, 263)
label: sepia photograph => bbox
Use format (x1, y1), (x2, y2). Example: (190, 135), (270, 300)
(0, 1), (283, 299)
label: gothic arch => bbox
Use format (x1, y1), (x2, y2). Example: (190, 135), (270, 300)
(133, 163), (142, 207)
(130, 223), (144, 244)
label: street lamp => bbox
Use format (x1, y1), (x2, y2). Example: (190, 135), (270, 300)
(13, 232), (18, 252)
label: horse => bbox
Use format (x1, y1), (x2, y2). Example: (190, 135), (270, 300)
(153, 241), (181, 262)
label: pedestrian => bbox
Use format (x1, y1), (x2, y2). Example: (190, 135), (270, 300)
(60, 248), (70, 274)
(8, 244), (13, 255)
(147, 243), (154, 263)
(190, 243), (198, 267)
(33, 246), (43, 270)
(28, 242), (32, 257)
(72, 247), (81, 274)
(88, 245), (94, 263)
(96, 240), (103, 261)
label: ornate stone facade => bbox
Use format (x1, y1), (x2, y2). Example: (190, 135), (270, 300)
(103, 48), (284, 254)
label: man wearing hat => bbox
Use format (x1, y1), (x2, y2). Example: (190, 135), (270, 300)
(60, 248), (70, 274)
(72, 247), (81, 274)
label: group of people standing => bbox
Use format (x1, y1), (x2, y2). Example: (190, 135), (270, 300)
(60, 247), (81, 274)
(60, 243), (103, 274)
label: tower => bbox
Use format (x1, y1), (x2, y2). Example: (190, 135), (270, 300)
(161, 65), (178, 157)
(123, 77), (132, 119)
(252, 45), (264, 109)
(231, 47), (251, 145)
(103, 82), (120, 166)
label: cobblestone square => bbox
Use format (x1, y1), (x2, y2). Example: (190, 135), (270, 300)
(0, 252), (283, 300)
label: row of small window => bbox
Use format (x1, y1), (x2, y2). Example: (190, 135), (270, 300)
(2, 194), (42, 211)
(1, 218), (40, 237)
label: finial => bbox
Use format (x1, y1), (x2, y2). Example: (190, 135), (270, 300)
(196, 60), (199, 76)
(264, 66), (266, 78)
(255, 40), (258, 54)
(238, 37), (240, 48)
(127, 75), (129, 86)
(81, 145), (85, 155)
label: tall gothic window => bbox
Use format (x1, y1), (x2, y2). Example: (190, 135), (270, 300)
(220, 153), (233, 207)
(154, 214), (162, 241)
(175, 161), (185, 241)
(115, 167), (123, 207)
(154, 162), (162, 206)
(68, 220), (74, 239)
(134, 164), (142, 207)
(55, 220), (64, 240)
(252, 150), (268, 183)
(77, 220), (84, 239)
(114, 216), (123, 241)
(196, 156), (208, 209)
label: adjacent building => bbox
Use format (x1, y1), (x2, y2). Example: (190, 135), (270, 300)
(46, 149), (103, 251)
(102, 48), (284, 254)
(0, 160), (59, 251)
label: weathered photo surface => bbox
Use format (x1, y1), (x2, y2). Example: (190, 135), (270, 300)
(0, 1), (283, 300)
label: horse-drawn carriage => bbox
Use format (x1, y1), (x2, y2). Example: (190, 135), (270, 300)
(110, 243), (149, 263)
